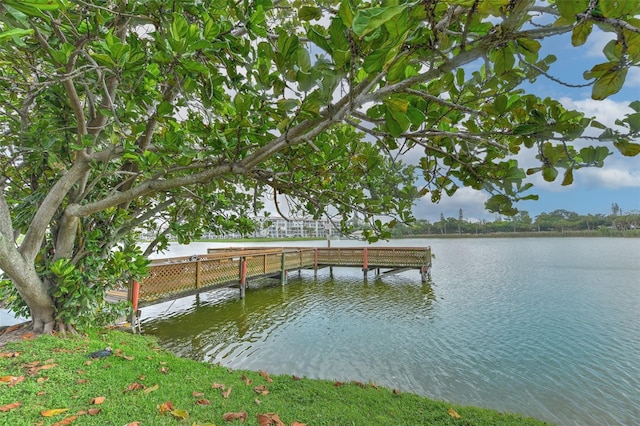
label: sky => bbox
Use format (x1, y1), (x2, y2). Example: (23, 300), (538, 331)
(412, 27), (640, 223)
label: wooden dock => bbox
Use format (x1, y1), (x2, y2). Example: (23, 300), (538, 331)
(110, 246), (431, 320)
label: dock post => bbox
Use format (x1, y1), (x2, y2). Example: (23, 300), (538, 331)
(420, 265), (430, 283)
(313, 248), (318, 277)
(240, 257), (247, 298)
(129, 280), (141, 333)
(362, 247), (369, 278)
(280, 252), (287, 285)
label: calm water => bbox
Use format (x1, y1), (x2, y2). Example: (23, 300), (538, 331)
(140, 238), (640, 426)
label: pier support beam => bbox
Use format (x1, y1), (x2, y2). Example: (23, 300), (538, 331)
(240, 257), (247, 298)
(362, 247), (369, 278)
(280, 253), (287, 285)
(420, 265), (431, 283)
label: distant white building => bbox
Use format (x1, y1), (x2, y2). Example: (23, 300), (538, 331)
(195, 217), (329, 239)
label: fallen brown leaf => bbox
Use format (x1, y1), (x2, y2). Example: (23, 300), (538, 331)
(253, 385), (269, 395)
(27, 363), (58, 376)
(257, 412), (285, 426)
(195, 399), (210, 406)
(448, 407), (462, 419)
(352, 380), (366, 388)
(170, 408), (189, 420)
(125, 422), (141, 426)
(3, 324), (20, 334)
(76, 379), (90, 384)
(143, 384), (159, 394)
(41, 408), (69, 417)
(4, 376), (25, 387)
(0, 402), (21, 412)
(223, 411), (247, 422)
(222, 386), (233, 399)
(157, 401), (174, 415)
(51, 415), (77, 425)
(291, 422), (307, 426)
(37, 377), (48, 383)
(212, 382), (225, 389)
(90, 397), (105, 405)
(392, 388), (401, 395)
(87, 408), (101, 416)
(241, 374), (252, 385)
(37, 391), (46, 396)
(0, 351), (20, 358)
(123, 382), (144, 392)
(21, 332), (35, 341)
(259, 370), (273, 383)
(292, 375), (301, 381)
(333, 381), (344, 387)
(192, 391), (205, 397)
(159, 366), (168, 374)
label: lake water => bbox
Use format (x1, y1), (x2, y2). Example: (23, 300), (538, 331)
(139, 238), (639, 426)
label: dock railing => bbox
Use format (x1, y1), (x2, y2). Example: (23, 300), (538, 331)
(130, 246), (431, 309)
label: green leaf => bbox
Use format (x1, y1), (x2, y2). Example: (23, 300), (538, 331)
(599, 0), (640, 18)
(299, 6), (322, 21)
(0, 27), (34, 42)
(556, 0), (589, 20)
(542, 166), (558, 182)
(624, 112), (640, 132)
(363, 48), (388, 74)
(490, 45), (515, 75)
(591, 66), (627, 100)
(629, 101), (640, 113)
(352, 5), (406, 38)
(561, 168), (574, 186)
(512, 124), (541, 135)
(571, 21), (592, 47)
(613, 140), (640, 156)
(338, 0), (354, 27)
(516, 38), (540, 62)
(182, 60), (209, 74)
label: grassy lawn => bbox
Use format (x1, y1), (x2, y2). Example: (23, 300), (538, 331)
(0, 329), (551, 425)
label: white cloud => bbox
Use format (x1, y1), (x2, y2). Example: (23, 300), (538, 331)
(413, 187), (492, 222)
(578, 164), (640, 189)
(559, 97), (634, 129)
(626, 67), (640, 88)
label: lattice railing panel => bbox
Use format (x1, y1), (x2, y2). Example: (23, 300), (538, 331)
(140, 261), (197, 300)
(316, 248), (363, 266)
(367, 248), (430, 267)
(198, 258), (239, 288)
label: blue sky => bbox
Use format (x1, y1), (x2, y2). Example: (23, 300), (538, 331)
(413, 28), (640, 222)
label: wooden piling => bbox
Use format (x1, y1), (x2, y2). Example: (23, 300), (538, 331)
(280, 252), (287, 285)
(240, 257), (247, 298)
(362, 247), (369, 277)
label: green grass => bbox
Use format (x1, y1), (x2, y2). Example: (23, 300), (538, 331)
(0, 329), (552, 425)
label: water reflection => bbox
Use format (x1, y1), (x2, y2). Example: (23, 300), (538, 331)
(142, 270), (437, 365)
(141, 238), (640, 426)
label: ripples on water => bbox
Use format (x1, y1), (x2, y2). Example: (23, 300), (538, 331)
(141, 238), (640, 426)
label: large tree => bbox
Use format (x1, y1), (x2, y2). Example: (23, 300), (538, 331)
(0, 0), (639, 333)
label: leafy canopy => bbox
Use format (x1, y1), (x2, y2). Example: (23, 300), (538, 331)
(0, 0), (638, 329)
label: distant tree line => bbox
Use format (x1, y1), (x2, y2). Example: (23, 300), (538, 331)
(388, 206), (640, 237)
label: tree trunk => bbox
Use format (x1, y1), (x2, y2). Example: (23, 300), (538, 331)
(12, 269), (56, 333)
(0, 239), (56, 333)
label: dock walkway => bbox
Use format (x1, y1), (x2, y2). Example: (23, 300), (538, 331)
(110, 246), (431, 320)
